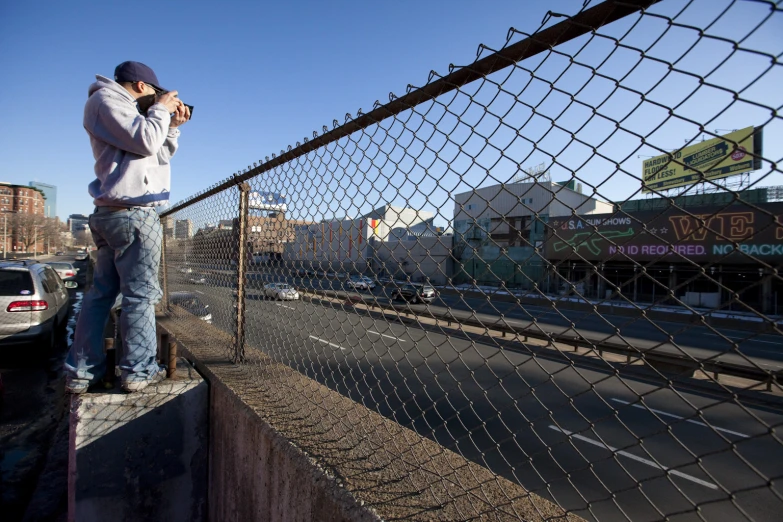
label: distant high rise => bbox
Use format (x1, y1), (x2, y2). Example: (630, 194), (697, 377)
(175, 219), (194, 239)
(29, 182), (57, 218)
(68, 214), (90, 235)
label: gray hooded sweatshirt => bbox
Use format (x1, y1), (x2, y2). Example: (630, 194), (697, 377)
(83, 75), (180, 207)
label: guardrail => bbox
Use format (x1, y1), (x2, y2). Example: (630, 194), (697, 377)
(294, 284), (783, 389)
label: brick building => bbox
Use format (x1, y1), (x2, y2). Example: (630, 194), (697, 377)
(0, 182), (47, 253)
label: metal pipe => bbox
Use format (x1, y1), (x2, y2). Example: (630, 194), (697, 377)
(167, 340), (177, 378)
(161, 216), (169, 312)
(234, 182), (251, 363)
(161, 0), (660, 218)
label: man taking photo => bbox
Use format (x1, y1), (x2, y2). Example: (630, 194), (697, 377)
(65, 61), (190, 393)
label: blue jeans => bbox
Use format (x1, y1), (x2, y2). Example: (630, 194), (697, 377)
(64, 207), (163, 383)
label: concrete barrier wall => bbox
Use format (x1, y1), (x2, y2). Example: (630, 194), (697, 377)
(435, 287), (778, 333)
(205, 368), (379, 522)
(158, 315), (582, 522)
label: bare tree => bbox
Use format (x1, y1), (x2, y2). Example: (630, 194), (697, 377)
(40, 217), (68, 253)
(73, 229), (95, 249)
(11, 212), (47, 252)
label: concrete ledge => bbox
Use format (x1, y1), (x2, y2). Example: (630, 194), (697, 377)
(158, 314), (582, 522)
(68, 358), (207, 522)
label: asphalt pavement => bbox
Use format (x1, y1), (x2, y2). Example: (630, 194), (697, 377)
(169, 274), (783, 522)
(0, 253), (88, 521)
(181, 267), (783, 368)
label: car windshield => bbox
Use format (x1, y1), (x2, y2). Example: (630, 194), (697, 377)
(423, 286), (434, 292)
(0, 270), (34, 296)
(277, 284), (290, 290)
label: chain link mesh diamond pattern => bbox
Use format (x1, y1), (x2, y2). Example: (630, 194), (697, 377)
(159, 1), (783, 520)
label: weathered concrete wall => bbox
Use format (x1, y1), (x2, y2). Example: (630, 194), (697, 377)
(68, 359), (207, 522)
(208, 376), (379, 522)
(158, 316), (582, 522)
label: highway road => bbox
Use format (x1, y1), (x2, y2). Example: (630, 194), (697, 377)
(169, 275), (783, 522)
(179, 267), (783, 369)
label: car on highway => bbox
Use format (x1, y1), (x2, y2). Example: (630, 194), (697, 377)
(188, 274), (207, 285)
(0, 260), (70, 352)
(263, 283), (300, 301)
(74, 251), (89, 261)
(347, 276), (376, 291)
(45, 262), (79, 287)
(169, 291), (212, 324)
(392, 284), (438, 304)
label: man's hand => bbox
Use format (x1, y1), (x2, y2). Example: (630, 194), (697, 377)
(157, 90), (181, 113)
(170, 103), (190, 128)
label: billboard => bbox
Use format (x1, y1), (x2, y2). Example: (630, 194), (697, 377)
(249, 191), (287, 212)
(642, 127), (762, 193)
(546, 202), (783, 264)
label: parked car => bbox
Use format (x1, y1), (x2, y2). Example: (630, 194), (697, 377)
(55, 251), (65, 256)
(347, 276), (376, 291)
(0, 260), (70, 352)
(263, 283), (300, 301)
(45, 262), (79, 287)
(392, 284), (438, 304)
(169, 291), (212, 323)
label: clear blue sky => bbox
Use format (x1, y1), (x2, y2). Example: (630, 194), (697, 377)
(1, 0), (780, 225)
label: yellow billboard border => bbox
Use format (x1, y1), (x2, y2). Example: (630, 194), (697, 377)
(642, 126), (763, 193)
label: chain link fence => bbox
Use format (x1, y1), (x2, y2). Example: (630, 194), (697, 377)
(158, 0), (783, 520)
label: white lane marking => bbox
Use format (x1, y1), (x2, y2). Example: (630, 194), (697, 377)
(367, 330), (406, 342)
(548, 425), (718, 490)
(194, 290), (205, 295)
(309, 335), (346, 351)
(611, 399), (749, 438)
(275, 303), (296, 310)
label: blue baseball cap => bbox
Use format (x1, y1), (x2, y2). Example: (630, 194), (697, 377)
(113, 61), (166, 92)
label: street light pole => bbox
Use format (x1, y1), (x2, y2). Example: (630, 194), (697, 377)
(3, 214), (6, 260)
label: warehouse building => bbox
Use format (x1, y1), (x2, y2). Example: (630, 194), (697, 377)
(284, 205), (434, 274)
(452, 179), (613, 288)
(547, 186), (783, 314)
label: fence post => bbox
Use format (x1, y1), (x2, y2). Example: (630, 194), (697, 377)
(160, 215), (169, 312)
(234, 182), (251, 363)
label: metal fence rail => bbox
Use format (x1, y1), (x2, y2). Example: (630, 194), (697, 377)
(159, 0), (783, 520)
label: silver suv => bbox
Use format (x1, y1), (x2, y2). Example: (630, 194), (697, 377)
(0, 260), (70, 350)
